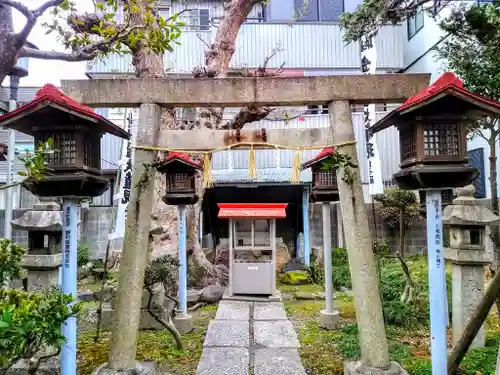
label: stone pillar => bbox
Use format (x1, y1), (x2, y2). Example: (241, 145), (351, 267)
(105, 103), (160, 374)
(443, 185), (499, 348)
(329, 101), (407, 374)
(11, 201), (63, 291)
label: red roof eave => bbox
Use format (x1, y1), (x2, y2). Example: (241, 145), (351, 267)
(301, 147), (335, 170)
(217, 203), (288, 219)
(0, 84), (129, 139)
(164, 152), (203, 170)
(370, 72), (500, 134)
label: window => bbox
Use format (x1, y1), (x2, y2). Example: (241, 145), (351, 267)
(407, 6), (424, 39)
(233, 219), (272, 248)
(181, 9), (210, 31)
(294, 0), (344, 22)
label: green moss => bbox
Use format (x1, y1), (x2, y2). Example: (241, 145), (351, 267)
(285, 269), (500, 375)
(280, 270), (310, 285)
(77, 305), (216, 375)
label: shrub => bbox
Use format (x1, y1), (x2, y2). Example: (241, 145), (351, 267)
(0, 239), (81, 371)
(329, 248), (452, 327)
(77, 241), (91, 268)
(0, 288), (81, 368)
(0, 239), (26, 285)
(331, 247), (352, 290)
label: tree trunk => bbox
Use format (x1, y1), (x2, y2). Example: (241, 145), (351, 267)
(0, 5), (18, 85)
(447, 266), (500, 374)
(125, 0), (260, 287)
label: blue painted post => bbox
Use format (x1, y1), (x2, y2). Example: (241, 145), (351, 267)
(426, 190), (447, 375)
(302, 187), (311, 266)
(178, 205), (188, 315)
(61, 199), (78, 375)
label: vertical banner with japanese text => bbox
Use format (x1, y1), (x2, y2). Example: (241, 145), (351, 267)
(360, 36), (384, 196)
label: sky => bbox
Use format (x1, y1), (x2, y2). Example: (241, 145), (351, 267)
(8, 0), (93, 87)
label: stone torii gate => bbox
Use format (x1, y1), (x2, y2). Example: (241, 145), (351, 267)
(62, 73), (429, 375)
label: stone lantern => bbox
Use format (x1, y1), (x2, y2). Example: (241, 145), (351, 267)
(11, 200), (77, 291)
(301, 147), (339, 203)
(369, 72), (495, 191)
(0, 84), (130, 197)
(156, 152), (202, 206)
(443, 184), (499, 348)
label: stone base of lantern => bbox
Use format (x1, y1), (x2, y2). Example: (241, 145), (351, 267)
(4, 355), (59, 375)
(174, 313), (194, 334)
(92, 361), (156, 375)
(344, 361), (408, 375)
(319, 309), (340, 330)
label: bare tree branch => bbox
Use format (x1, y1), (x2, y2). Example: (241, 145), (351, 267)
(0, 0), (30, 18)
(18, 46), (96, 61)
(221, 105), (275, 130)
(0, 0), (65, 49)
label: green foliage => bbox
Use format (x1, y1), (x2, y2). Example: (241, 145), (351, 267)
(144, 254), (179, 296)
(77, 241), (91, 268)
(404, 358), (432, 375)
(0, 237), (81, 370)
(333, 324), (360, 359)
(320, 153), (358, 185)
(373, 189), (421, 231)
(0, 239), (26, 286)
(435, 1), (500, 140)
(326, 248), (452, 326)
(42, 0), (184, 62)
(305, 262), (324, 286)
(0, 288), (81, 368)
(16, 139), (55, 182)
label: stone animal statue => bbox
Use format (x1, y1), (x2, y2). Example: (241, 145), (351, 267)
(189, 284), (226, 311)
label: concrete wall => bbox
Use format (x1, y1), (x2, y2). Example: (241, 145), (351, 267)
(309, 202), (427, 256)
(2, 202), (428, 260)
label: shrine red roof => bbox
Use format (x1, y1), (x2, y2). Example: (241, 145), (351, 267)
(301, 147), (335, 170)
(159, 152), (202, 170)
(0, 84), (130, 139)
(217, 203), (288, 219)
(371, 72), (500, 133)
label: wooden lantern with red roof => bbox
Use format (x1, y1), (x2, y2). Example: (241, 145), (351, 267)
(370, 72), (500, 190)
(0, 84), (130, 197)
(301, 147), (339, 202)
(156, 152), (202, 205)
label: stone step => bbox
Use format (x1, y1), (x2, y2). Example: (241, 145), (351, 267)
(196, 300), (306, 375)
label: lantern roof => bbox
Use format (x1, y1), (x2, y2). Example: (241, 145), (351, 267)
(301, 147), (335, 170)
(157, 152), (203, 171)
(370, 72), (500, 134)
(0, 84), (130, 139)
(217, 203), (288, 219)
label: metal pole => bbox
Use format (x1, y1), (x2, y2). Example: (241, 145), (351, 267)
(302, 186), (311, 266)
(61, 198), (78, 375)
(4, 75), (19, 240)
(426, 190), (447, 375)
(178, 205), (187, 315)
(322, 202), (333, 313)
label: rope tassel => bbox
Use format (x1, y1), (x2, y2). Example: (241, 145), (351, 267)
(291, 149), (301, 184)
(248, 145), (257, 178)
(203, 153), (213, 188)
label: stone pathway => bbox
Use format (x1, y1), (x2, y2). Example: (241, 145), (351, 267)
(196, 300), (306, 375)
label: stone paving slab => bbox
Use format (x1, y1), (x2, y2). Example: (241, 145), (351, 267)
(253, 348), (307, 375)
(204, 320), (249, 347)
(253, 320), (301, 348)
(215, 301), (250, 321)
(253, 302), (287, 321)
(196, 347), (249, 375)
